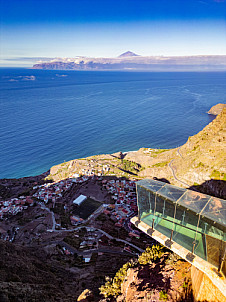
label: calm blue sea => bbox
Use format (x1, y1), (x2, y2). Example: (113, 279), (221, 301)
(0, 69), (225, 179)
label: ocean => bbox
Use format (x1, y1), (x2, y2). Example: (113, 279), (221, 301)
(0, 69), (225, 179)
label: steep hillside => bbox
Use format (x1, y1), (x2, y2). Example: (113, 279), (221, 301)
(172, 107), (226, 185)
(125, 107), (226, 189)
(0, 240), (131, 302)
(98, 245), (192, 302)
(47, 107), (226, 197)
(208, 103), (226, 115)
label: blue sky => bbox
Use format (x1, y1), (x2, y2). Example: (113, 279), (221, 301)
(1, 0), (226, 66)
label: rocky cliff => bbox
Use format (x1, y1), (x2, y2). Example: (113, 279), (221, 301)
(117, 259), (191, 302)
(125, 107), (226, 193)
(208, 103), (226, 115)
(97, 245), (192, 302)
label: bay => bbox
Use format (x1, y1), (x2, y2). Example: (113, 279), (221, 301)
(0, 69), (225, 178)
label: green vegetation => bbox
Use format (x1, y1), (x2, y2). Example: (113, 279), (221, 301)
(182, 281), (188, 288)
(138, 245), (165, 265)
(153, 149), (168, 155)
(211, 170), (226, 180)
(152, 161), (169, 168)
(45, 175), (54, 181)
(150, 149), (169, 157)
(99, 259), (137, 298)
(196, 162), (205, 168)
(99, 244), (165, 299)
(78, 227), (87, 237)
(53, 203), (64, 215)
(192, 145), (199, 151)
(159, 290), (168, 301)
(120, 159), (140, 174)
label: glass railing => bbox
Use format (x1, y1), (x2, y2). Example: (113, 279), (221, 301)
(136, 180), (226, 276)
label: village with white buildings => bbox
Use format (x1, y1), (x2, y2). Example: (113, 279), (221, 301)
(0, 195), (34, 220)
(0, 171), (142, 249)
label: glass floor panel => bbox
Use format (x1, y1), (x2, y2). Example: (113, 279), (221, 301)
(141, 214), (207, 261)
(163, 215), (204, 234)
(141, 212), (153, 220)
(142, 214), (173, 239)
(173, 224), (207, 260)
(142, 213), (202, 234)
(155, 218), (174, 238)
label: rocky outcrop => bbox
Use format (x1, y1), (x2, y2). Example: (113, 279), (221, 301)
(190, 179), (226, 199)
(116, 255), (192, 302)
(208, 103), (226, 115)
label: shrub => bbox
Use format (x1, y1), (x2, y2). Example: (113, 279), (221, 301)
(99, 244), (165, 298)
(138, 244), (164, 265)
(196, 162), (205, 168)
(192, 145), (199, 151)
(99, 259), (137, 298)
(152, 161), (169, 168)
(159, 290), (168, 301)
(211, 169), (226, 180)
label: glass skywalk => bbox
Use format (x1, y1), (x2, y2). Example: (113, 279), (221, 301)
(136, 179), (226, 276)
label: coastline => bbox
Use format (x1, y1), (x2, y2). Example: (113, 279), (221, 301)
(1, 68), (225, 179)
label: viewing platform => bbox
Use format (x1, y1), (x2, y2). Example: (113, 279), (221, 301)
(131, 179), (226, 301)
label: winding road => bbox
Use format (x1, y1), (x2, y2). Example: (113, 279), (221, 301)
(96, 228), (144, 253)
(169, 157), (189, 187)
(177, 146), (184, 159)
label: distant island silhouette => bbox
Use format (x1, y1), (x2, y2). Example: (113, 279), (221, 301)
(32, 52), (226, 71)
